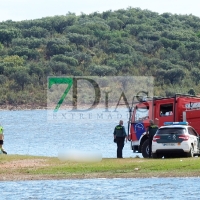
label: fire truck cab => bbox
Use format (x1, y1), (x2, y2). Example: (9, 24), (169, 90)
(129, 94), (200, 158)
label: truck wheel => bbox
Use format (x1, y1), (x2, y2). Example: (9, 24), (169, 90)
(186, 145), (194, 157)
(141, 139), (149, 158)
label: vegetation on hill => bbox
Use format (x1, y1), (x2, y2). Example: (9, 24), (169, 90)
(1, 8), (200, 107)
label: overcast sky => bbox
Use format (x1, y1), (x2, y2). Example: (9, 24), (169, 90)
(0, 0), (200, 22)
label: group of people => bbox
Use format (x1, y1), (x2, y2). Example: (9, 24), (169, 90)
(0, 124), (7, 154)
(113, 119), (158, 158)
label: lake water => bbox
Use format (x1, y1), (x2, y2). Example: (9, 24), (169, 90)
(1, 178), (200, 200)
(0, 109), (138, 158)
(0, 110), (199, 199)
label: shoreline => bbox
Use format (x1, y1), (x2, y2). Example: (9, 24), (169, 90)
(1, 155), (200, 181)
(0, 104), (47, 111)
(1, 172), (200, 181)
(0, 103), (129, 111)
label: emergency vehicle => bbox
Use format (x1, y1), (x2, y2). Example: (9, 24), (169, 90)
(128, 94), (200, 158)
(152, 122), (200, 158)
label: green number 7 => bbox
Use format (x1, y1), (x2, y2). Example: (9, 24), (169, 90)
(48, 77), (73, 112)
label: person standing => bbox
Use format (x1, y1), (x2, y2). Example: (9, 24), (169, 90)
(146, 119), (158, 158)
(0, 124), (7, 154)
(113, 120), (128, 158)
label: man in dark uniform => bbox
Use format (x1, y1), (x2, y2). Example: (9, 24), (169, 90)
(146, 119), (158, 158)
(113, 120), (128, 158)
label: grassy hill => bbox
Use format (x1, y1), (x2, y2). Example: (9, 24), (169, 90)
(1, 8), (200, 107)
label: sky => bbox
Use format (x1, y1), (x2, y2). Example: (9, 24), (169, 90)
(0, 0), (200, 22)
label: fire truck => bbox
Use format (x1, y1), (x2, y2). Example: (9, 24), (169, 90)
(128, 94), (200, 158)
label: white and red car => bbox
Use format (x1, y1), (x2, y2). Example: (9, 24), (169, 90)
(152, 122), (200, 158)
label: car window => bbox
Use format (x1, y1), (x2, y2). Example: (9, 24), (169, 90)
(188, 127), (198, 137)
(157, 128), (185, 135)
(192, 128), (199, 137)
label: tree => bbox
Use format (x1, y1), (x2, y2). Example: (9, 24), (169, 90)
(9, 47), (40, 60)
(51, 15), (76, 33)
(191, 68), (200, 85)
(107, 18), (124, 30)
(89, 65), (117, 76)
(188, 88), (195, 96)
(0, 29), (20, 46)
(46, 39), (72, 57)
(68, 33), (89, 48)
(12, 37), (45, 49)
(0, 43), (3, 51)
(0, 63), (4, 74)
(12, 70), (30, 90)
(50, 61), (70, 75)
(22, 26), (49, 38)
(3, 55), (24, 66)
(127, 24), (153, 36)
(0, 75), (7, 84)
(43, 66), (52, 76)
(4, 66), (19, 77)
(165, 68), (185, 84)
(29, 64), (44, 82)
(102, 10), (112, 19)
(66, 51), (92, 66)
(158, 60), (173, 70)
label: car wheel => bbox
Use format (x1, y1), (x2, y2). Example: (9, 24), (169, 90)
(186, 145), (194, 157)
(141, 139), (149, 158)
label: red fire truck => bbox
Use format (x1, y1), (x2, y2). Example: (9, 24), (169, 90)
(129, 94), (200, 158)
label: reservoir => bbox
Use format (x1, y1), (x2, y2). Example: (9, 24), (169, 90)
(0, 109), (198, 199)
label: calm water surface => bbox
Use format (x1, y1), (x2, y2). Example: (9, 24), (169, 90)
(0, 109), (137, 158)
(0, 110), (199, 199)
(1, 178), (200, 200)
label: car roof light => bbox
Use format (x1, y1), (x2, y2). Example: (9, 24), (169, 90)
(164, 122), (188, 126)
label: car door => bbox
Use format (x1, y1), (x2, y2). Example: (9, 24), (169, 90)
(188, 127), (199, 153)
(191, 127), (200, 152)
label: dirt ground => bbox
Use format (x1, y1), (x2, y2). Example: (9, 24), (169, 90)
(0, 159), (50, 181)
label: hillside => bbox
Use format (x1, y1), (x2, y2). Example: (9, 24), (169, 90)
(1, 8), (200, 108)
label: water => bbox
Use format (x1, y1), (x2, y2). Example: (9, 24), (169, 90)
(0, 109), (138, 158)
(1, 178), (200, 200)
(0, 110), (199, 199)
